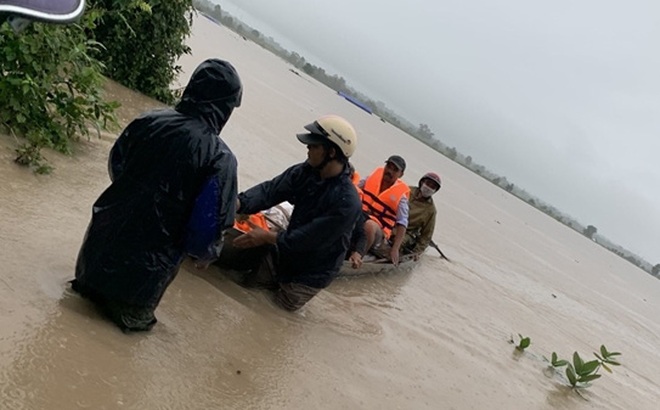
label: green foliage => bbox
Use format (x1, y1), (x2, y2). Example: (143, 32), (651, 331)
(564, 352), (602, 387)
(516, 334), (531, 351)
(549, 352), (569, 367)
(89, 0), (194, 104)
(0, 14), (118, 173)
(547, 345), (621, 389)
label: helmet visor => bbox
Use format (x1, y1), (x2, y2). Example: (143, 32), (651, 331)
(296, 132), (328, 146)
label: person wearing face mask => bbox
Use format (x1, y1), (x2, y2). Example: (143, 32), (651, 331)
(401, 172), (442, 255)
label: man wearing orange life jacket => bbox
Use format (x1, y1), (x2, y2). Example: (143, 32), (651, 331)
(359, 155), (410, 265)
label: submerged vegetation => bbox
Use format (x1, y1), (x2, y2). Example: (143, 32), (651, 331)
(546, 345), (622, 389)
(510, 332), (622, 394)
(509, 334), (531, 352)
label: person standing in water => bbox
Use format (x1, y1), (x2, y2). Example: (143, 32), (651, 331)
(72, 59), (243, 332)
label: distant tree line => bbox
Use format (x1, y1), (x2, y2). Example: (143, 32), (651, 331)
(193, 0), (658, 278)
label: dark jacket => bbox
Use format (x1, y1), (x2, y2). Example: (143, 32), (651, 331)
(75, 59), (241, 309)
(348, 211), (367, 257)
(238, 162), (361, 288)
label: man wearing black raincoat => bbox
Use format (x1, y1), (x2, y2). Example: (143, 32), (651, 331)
(72, 59), (242, 332)
(225, 115), (362, 311)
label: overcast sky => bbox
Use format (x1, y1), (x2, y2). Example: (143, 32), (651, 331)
(220, 0), (659, 264)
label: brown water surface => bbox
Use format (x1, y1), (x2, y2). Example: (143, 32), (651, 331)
(1, 15), (659, 410)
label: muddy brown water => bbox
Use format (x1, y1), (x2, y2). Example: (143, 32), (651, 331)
(1, 14), (659, 410)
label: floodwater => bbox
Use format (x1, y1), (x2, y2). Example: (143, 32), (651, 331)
(1, 14), (659, 409)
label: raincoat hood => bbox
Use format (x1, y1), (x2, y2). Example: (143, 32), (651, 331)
(176, 59), (242, 134)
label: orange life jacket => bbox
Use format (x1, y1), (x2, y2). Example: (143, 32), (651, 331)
(361, 167), (410, 238)
(233, 213), (270, 233)
(351, 170), (361, 186)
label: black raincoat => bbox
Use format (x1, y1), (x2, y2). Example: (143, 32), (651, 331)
(238, 162), (362, 289)
(75, 59), (242, 310)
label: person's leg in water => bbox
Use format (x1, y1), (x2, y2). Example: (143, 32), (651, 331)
(70, 279), (157, 333)
(227, 248), (321, 311)
(217, 238), (321, 311)
(216, 238), (279, 290)
(273, 282), (322, 311)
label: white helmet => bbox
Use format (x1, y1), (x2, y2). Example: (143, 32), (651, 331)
(296, 115), (357, 158)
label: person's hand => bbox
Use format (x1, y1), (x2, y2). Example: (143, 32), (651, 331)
(233, 224), (271, 248)
(389, 246), (400, 266)
(349, 251), (363, 269)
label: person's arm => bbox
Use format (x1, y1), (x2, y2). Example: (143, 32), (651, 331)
(389, 225), (406, 265)
(237, 163), (303, 214)
(277, 201), (358, 254)
(108, 120), (140, 181)
(412, 209), (436, 254)
(347, 213), (366, 268)
(350, 212), (367, 256)
(389, 197), (409, 265)
(186, 153), (239, 265)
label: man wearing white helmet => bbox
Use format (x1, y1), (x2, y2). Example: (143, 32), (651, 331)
(230, 115), (362, 311)
(402, 172), (442, 254)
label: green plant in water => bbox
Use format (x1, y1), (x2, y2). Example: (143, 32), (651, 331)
(549, 345), (621, 388)
(593, 344), (622, 373)
(510, 333), (531, 352)
(549, 351), (568, 367)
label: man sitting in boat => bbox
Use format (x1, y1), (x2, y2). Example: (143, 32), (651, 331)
(358, 155), (410, 265)
(401, 172), (442, 254)
(218, 115), (362, 311)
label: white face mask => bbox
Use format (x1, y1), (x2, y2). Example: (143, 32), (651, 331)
(419, 182), (437, 198)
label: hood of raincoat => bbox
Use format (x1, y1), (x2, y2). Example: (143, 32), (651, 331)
(175, 59), (243, 134)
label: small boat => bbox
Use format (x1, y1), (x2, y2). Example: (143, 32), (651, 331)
(222, 204), (428, 278)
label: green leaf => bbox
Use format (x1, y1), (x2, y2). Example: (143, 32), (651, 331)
(600, 345), (608, 357)
(566, 364), (577, 386)
(577, 360), (600, 376)
(578, 374), (602, 383)
(520, 337), (531, 349)
(601, 363), (612, 373)
(554, 359), (569, 367)
(605, 360), (621, 366)
(607, 352), (622, 357)
(594, 353), (604, 361)
(573, 352), (584, 373)
(552, 352), (558, 363)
